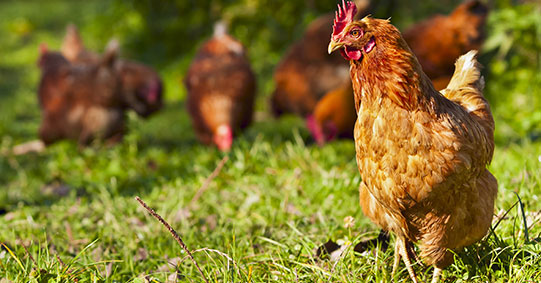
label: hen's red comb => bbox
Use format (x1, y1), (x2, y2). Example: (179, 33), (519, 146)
(332, 0), (358, 37)
(39, 43), (48, 54)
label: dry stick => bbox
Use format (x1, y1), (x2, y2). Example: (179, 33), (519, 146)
(56, 253), (65, 266)
(190, 156), (229, 207)
(20, 240), (37, 267)
(135, 196), (210, 283)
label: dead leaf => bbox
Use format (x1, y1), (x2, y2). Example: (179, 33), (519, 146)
(105, 262), (113, 278)
(166, 271), (181, 283)
(157, 257), (182, 273)
(41, 181), (71, 197)
(354, 230), (390, 254)
(316, 230), (390, 261)
(135, 248), (148, 261)
(174, 208), (191, 223)
(286, 204), (301, 216)
(315, 239), (340, 259)
(4, 212), (15, 221)
(201, 214), (217, 232)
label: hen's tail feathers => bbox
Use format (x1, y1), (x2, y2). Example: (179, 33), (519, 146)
(442, 50), (495, 163)
(444, 50), (484, 93)
(61, 24), (84, 61)
(213, 21), (228, 38)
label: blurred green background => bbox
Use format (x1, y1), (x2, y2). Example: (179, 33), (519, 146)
(1, 0), (540, 145)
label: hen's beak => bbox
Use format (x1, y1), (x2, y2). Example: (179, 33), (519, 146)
(328, 40), (344, 54)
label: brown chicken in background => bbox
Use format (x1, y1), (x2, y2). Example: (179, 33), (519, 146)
(184, 23), (256, 151)
(61, 24), (100, 64)
(308, 0), (489, 144)
(403, 0), (488, 89)
(38, 44), (125, 145)
(61, 24), (163, 117)
(306, 81), (356, 145)
(270, 0), (372, 117)
(328, 2), (497, 282)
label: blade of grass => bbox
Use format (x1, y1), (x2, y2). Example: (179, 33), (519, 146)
(1, 243), (25, 273)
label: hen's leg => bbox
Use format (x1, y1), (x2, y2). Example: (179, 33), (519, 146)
(391, 239), (400, 278)
(405, 241), (421, 265)
(397, 237), (419, 283)
(431, 267), (442, 283)
(391, 240), (401, 278)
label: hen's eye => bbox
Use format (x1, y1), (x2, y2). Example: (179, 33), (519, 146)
(350, 30), (360, 37)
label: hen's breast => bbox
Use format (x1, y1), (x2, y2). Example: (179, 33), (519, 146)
(354, 94), (481, 237)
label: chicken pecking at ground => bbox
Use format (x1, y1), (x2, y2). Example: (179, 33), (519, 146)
(184, 23), (256, 151)
(306, 81), (356, 145)
(328, 2), (497, 282)
(38, 44), (125, 145)
(61, 24), (163, 117)
(308, 0), (488, 144)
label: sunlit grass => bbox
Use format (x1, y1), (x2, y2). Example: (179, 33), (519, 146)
(1, 1), (540, 282)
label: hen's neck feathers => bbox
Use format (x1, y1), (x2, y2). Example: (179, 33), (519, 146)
(351, 29), (439, 112)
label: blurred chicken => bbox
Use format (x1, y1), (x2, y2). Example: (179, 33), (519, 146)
(306, 81), (356, 145)
(61, 24), (100, 64)
(184, 23), (256, 151)
(270, 0), (372, 117)
(61, 24), (163, 117)
(328, 2), (496, 282)
(38, 44), (125, 145)
(309, 0), (488, 144)
(403, 0), (488, 87)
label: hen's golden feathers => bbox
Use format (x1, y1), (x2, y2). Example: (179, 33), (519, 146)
(184, 27), (256, 151)
(329, 14), (497, 279)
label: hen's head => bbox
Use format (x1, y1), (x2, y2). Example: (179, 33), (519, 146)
(213, 124), (233, 152)
(328, 1), (404, 63)
(116, 60), (163, 117)
(306, 115), (337, 146)
(38, 43), (70, 71)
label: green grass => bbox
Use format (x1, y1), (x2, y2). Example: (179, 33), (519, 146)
(1, 1), (540, 282)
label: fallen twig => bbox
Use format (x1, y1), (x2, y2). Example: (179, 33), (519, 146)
(20, 239), (37, 268)
(135, 196), (209, 283)
(56, 253), (65, 267)
(190, 156), (229, 207)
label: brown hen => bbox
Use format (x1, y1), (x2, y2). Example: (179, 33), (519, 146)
(61, 24), (163, 117)
(328, 2), (497, 282)
(308, 0), (488, 144)
(306, 81), (356, 145)
(270, 0), (372, 117)
(403, 0), (488, 87)
(184, 23), (256, 151)
(38, 44), (125, 145)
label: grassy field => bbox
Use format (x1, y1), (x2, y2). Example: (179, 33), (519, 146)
(1, 1), (540, 282)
